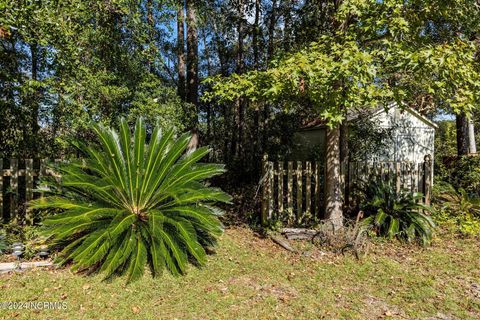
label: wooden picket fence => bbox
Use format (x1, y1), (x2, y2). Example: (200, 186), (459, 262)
(0, 159), (56, 224)
(1, 156), (433, 226)
(261, 155), (433, 226)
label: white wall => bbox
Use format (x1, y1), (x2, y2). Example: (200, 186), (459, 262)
(370, 106), (435, 163)
(294, 105), (436, 164)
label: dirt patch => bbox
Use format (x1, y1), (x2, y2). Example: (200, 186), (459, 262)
(362, 295), (407, 319)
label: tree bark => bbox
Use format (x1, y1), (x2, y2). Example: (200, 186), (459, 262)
(146, 0), (155, 72)
(282, 0), (292, 51)
(322, 0), (349, 226)
(340, 121), (349, 207)
(186, 0), (199, 149)
(262, 0), (276, 160)
(234, 0), (245, 160)
(468, 118), (477, 154)
(325, 126), (343, 229)
(177, 0), (186, 101)
(340, 123), (348, 164)
(253, 0), (261, 170)
(212, 19), (230, 162)
(456, 112), (469, 156)
(203, 30), (213, 155)
(253, 0), (261, 69)
(30, 42), (40, 157)
(267, 0), (277, 64)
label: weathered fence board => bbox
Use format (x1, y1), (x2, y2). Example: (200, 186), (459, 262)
(261, 155), (433, 226)
(0, 159), (47, 224)
(260, 157), (326, 225)
(0, 159), (3, 220)
(296, 161), (302, 218)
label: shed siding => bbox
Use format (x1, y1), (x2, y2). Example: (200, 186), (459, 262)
(294, 105), (435, 163)
(371, 107), (435, 163)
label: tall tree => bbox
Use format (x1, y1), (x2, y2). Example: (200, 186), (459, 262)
(232, 0), (245, 159)
(267, 0), (277, 63)
(457, 113), (469, 155)
(29, 42), (40, 156)
(177, 0), (186, 101)
(186, 0), (199, 148)
(468, 118), (477, 153)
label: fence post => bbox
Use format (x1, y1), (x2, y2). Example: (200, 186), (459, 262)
(343, 160), (350, 208)
(277, 162), (284, 214)
(423, 154), (432, 206)
(287, 161), (293, 212)
(10, 159), (18, 223)
(395, 162), (401, 192)
(261, 154), (269, 225)
(296, 161), (303, 219)
(0, 159), (3, 221)
(268, 160), (274, 220)
(305, 161), (311, 219)
(25, 159), (34, 224)
(314, 162), (321, 217)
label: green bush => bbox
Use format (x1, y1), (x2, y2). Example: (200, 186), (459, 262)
(359, 179), (435, 245)
(0, 224), (47, 259)
(449, 156), (480, 196)
(30, 118), (231, 282)
(432, 182), (480, 236)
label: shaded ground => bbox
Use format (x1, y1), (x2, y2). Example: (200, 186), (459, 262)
(0, 227), (479, 319)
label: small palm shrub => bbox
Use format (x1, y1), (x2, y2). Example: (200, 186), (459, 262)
(432, 182), (480, 236)
(30, 118), (231, 282)
(359, 179), (435, 245)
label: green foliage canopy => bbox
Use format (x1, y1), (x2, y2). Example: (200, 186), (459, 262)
(205, 0), (480, 126)
(0, 0), (186, 157)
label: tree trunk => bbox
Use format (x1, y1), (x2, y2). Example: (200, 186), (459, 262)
(267, 0), (277, 64)
(340, 121), (349, 207)
(456, 112), (469, 156)
(253, 0), (261, 69)
(325, 126), (343, 229)
(30, 42), (40, 157)
(253, 0), (261, 172)
(186, 0), (199, 149)
(282, 0), (292, 51)
(177, 0), (186, 101)
(203, 30), (213, 156)
(262, 0), (276, 160)
(235, 0), (245, 161)
(212, 20), (230, 162)
(340, 123), (348, 163)
(146, 0), (155, 72)
(468, 118), (477, 154)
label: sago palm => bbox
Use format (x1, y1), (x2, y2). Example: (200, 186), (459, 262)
(30, 118), (231, 282)
(359, 179), (435, 245)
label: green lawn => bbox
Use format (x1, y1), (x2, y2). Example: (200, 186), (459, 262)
(0, 227), (479, 319)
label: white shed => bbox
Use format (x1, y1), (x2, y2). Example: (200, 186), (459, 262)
(293, 105), (437, 163)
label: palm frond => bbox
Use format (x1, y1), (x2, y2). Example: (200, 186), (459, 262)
(359, 178), (435, 245)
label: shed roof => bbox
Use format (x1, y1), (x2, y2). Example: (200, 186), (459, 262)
(300, 105), (438, 131)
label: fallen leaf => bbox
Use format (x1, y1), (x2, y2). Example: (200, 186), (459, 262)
(219, 287), (228, 294)
(384, 310), (394, 317)
(132, 306), (141, 314)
